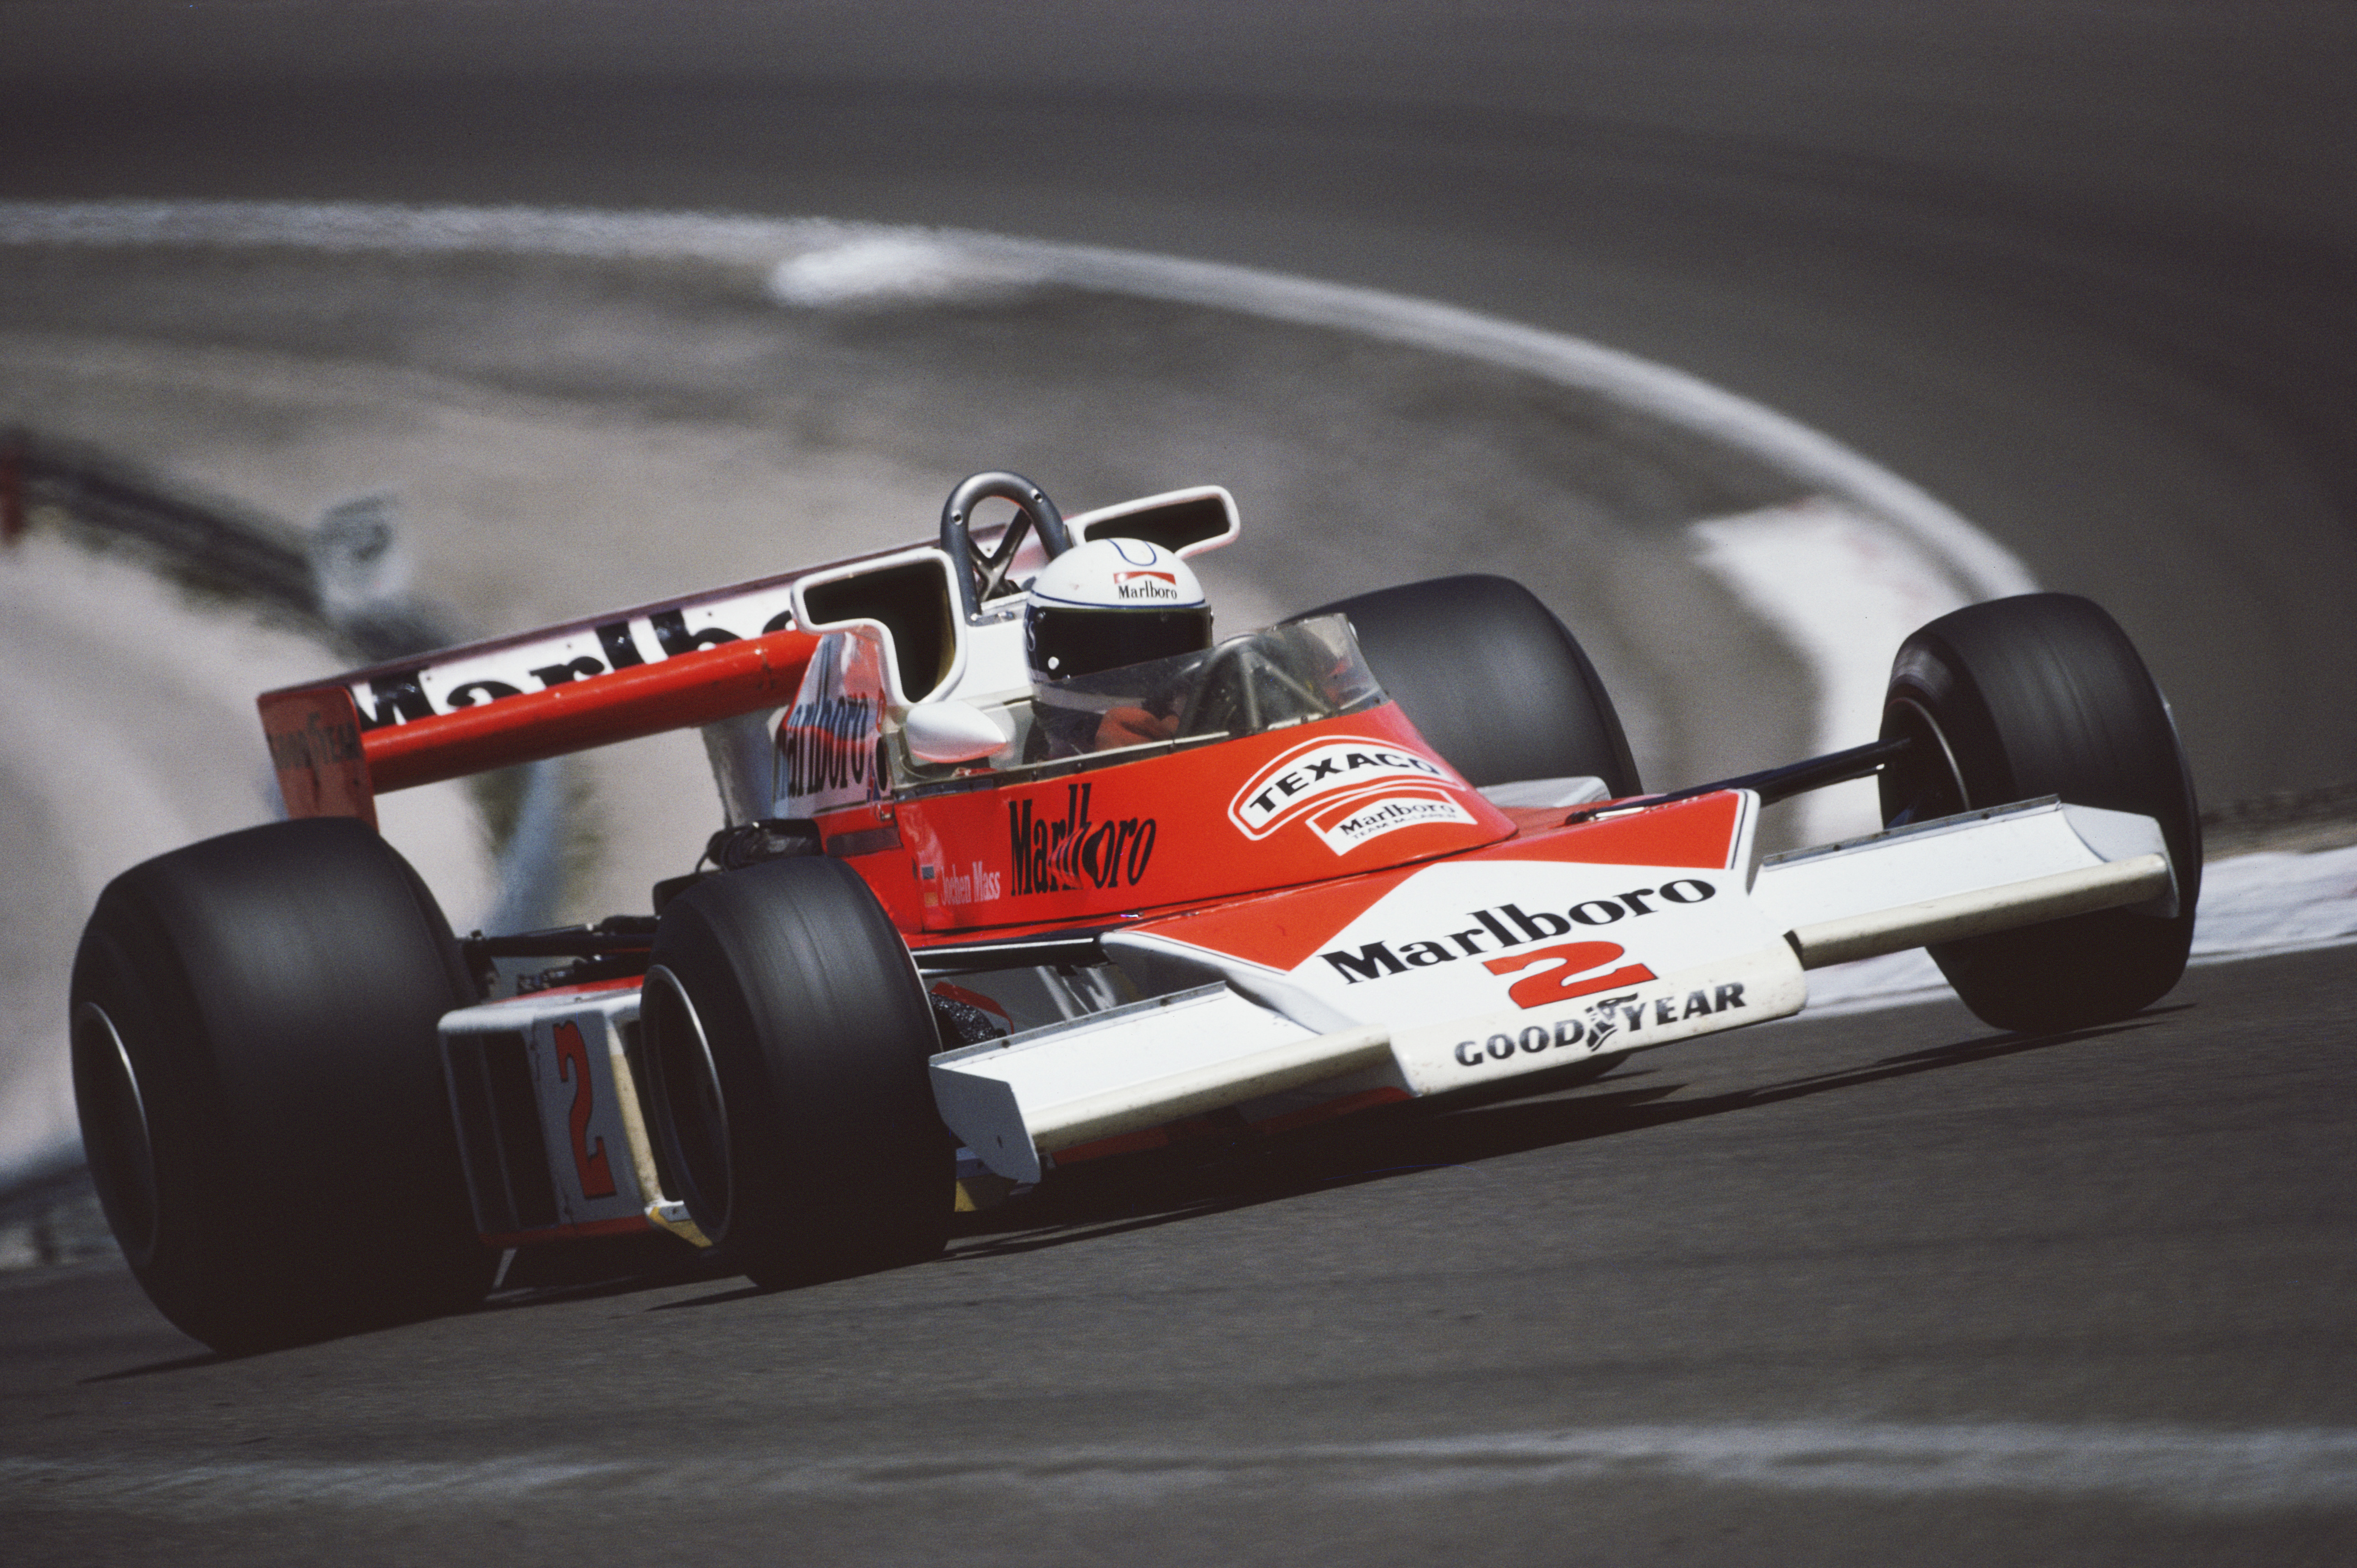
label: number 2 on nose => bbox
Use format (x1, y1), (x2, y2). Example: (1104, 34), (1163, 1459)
(1482, 941), (1656, 1010)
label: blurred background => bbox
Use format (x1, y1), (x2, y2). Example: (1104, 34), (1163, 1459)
(3, 0), (2352, 1225)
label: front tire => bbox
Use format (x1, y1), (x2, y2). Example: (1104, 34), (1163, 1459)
(1296, 575), (1641, 796)
(69, 817), (494, 1354)
(1879, 593), (2200, 1033)
(641, 856), (951, 1289)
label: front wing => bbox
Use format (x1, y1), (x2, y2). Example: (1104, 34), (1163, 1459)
(932, 789), (2171, 1180)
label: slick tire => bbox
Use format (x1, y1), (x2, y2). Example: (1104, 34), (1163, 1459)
(1879, 593), (2201, 1034)
(69, 817), (495, 1355)
(1295, 575), (1642, 796)
(641, 856), (951, 1290)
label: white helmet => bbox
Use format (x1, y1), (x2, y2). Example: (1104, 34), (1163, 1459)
(1024, 537), (1213, 680)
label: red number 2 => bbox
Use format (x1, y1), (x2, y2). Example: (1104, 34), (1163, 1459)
(1482, 941), (1657, 1010)
(552, 1021), (619, 1200)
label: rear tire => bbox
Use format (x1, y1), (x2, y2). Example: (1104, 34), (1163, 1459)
(1296, 575), (1640, 795)
(1879, 593), (2200, 1033)
(641, 856), (951, 1290)
(69, 817), (494, 1354)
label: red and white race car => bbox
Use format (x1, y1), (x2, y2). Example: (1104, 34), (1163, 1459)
(69, 472), (2200, 1352)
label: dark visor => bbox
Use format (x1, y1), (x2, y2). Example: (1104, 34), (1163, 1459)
(1028, 605), (1214, 680)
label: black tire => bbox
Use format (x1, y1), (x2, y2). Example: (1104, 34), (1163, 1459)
(1294, 575), (1641, 795)
(1879, 593), (2201, 1033)
(640, 856), (951, 1289)
(69, 817), (494, 1354)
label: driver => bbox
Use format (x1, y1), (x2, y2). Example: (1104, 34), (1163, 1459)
(1024, 537), (1215, 757)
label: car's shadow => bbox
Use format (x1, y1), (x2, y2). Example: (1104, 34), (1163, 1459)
(84, 1236), (736, 1377)
(81, 1350), (227, 1382)
(89, 1003), (2187, 1357)
(930, 1006), (2180, 1264)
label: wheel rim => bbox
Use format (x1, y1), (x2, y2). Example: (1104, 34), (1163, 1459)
(641, 965), (734, 1238)
(1879, 695), (1969, 826)
(71, 1001), (160, 1266)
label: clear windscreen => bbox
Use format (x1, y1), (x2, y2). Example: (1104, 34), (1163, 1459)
(907, 613), (1386, 782)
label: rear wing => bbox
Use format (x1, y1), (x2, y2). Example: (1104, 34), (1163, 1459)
(260, 566), (837, 827)
(259, 482), (1243, 826)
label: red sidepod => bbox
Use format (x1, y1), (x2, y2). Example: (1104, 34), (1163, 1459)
(856, 703), (1521, 936)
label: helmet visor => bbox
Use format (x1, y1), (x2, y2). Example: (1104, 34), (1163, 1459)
(1028, 605), (1214, 681)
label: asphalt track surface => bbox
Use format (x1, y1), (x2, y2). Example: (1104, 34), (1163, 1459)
(2, 4), (2354, 1559)
(5, 947), (2355, 1563)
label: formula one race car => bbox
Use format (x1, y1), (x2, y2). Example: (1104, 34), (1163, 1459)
(69, 472), (2201, 1353)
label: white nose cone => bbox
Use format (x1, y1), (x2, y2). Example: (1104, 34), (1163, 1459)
(1026, 537), (1207, 610)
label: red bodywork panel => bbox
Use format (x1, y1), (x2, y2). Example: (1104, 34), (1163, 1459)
(879, 704), (1519, 937)
(837, 716), (1742, 955)
(1122, 791), (1746, 970)
(362, 630), (821, 791)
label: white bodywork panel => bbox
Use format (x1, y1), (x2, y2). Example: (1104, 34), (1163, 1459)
(1751, 797), (2174, 966)
(933, 793), (2178, 1183)
(932, 986), (1373, 1184)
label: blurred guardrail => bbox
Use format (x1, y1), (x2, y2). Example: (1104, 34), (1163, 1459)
(0, 427), (572, 1258)
(1, 427), (570, 930)
(6, 427), (447, 659)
